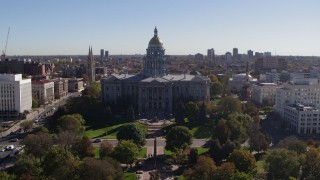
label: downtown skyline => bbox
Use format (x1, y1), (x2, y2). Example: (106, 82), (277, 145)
(0, 0), (319, 56)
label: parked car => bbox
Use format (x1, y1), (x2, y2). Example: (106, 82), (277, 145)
(9, 138), (19, 142)
(93, 138), (102, 143)
(5, 145), (15, 150)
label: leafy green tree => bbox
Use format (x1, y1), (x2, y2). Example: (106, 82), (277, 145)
(42, 147), (81, 180)
(21, 132), (53, 160)
(116, 124), (146, 148)
(214, 120), (231, 144)
(79, 157), (123, 180)
(165, 126), (192, 152)
(185, 102), (199, 122)
(226, 115), (247, 143)
(227, 149), (257, 175)
(126, 105), (135, 121)
(232, 172), (253, 180)
(221, 140), (239, 160)
(14, 154), (42, 179)
(175, 100), (186, 124)
(71, 136), (94, 158)
(219, 96), (242, 113)
(183, 156), (216, 180)
(56, 114), (85, 134)
(32, 98), (40, 108)
(112, 140), (139, 164)
(209, 139), (223, 162)
(20, 120), (34, 132)
(211, 81), (224, 97)
(264, 149), (301, 179)
(99, 141), (114, 159)
(242, 102), (259, 117)
(249, 130), (270, 153)
(209, 74), (219, 83)
(198, 103), (206, 122)
(212, 162), (236, 180)
(277, 137), (307, 155)
(188, 148), (198, 165)
(82, 81), (101, 100)
(301, 148), (320, 180)
(149, 170), (160, 180)
(0, 171), (16, 180)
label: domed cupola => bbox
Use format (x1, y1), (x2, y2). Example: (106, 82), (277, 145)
(143, 27), (166, 77)
(148, 27), (163, 48)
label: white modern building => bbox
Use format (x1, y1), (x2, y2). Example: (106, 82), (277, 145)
(274, 79), (320, 134)
(228, 73), (257, 92)
(32, 80), (55, 105)
(0, 74), (32, 120)
(252, 83), (282, 105)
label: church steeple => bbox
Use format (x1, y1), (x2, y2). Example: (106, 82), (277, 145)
(87, 46), (95, 84)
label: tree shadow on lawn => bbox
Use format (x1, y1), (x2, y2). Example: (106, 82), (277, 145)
(92, 126), (122, 139)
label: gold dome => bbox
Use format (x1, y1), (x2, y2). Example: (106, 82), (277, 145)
(148, 27), (163, 47)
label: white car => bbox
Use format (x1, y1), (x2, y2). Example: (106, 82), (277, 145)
(5, 145), (15, 150)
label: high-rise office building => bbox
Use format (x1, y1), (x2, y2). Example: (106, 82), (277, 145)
(100, 49), (104, 59)
(207, 48), (215, 59)
(247, 50), (254, 59)
(233, 48), (238, 57)
(105, 51), (109, 59)
(0, 74), (32, 120)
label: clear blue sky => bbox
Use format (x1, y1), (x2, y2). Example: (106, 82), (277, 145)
(0, 0), (319, 56)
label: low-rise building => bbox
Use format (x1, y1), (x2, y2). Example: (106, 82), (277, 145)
(0, 74), (32, 120)
(52, 78), (68, 99)
(32, 80), (55, 105)
(252, 83), (282, 105)
(68, 78), (84, 92)
(228, 73), (257, 92)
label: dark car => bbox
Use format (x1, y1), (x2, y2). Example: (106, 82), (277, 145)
(93, 138), (102, 143)
(9, 138), (19, 142)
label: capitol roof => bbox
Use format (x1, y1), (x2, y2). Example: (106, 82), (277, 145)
(148, 27), (163, 47)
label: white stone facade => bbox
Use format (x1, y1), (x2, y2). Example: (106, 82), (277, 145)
(0, 74), (32, 119)
(252, 83), (282, 105)
(32, 80), (55, 105)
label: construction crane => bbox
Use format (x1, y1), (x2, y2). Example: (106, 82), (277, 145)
(1, 27), (10, 61)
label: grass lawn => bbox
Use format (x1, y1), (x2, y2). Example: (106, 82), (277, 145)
(124, 172), (136, 180)
(137, 147), (147, 159)
(94, 147), (101, 159)
(164, 147), (209, 156)
(84, 121), (147, 139)
(190, 126), (212, 139)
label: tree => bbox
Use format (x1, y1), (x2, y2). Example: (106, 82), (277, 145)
(198, 103), (206, 122)
(188, 148), (198, 165)
(277, 137), (307, 155)
(185, 102), (199, 122)
(301, 148), (320, 180)
(20, 120), (34, 132)
(79, 157), (123, 180)
(219, 96), (242, 113)
(221, 140), (239, 160)
(42, 147), (80, 180)
(209, 74), (218, 83)
(175, 101), (186, 124)
(227, 149), (257, 175)
(165, 126), (192, 152)
(209, 139), (223, 162)
(32, 98), (40, 108)
(0, 172), (16, 180)
(21, 132), (53, 160)
(82, 81), (101, 100)
(99, 141), (114, 159)
(126, 105), (135, 121)
(249, 130), (270, 153)
(211, 82), (224, 97)
(116, 124), (146, 148)
(149, 170), (160, 180)
(183, 156), (216, 180)
(214, 120), (231, 144)
(212, 162), (236, 180)
(242, 103), (259, 117)
(56, 114), (85, 134)
(264, 149), (301, 179)
(232, 172), (253, 180)
(226, 113), (249, 143)
(71, 136), (94, 158)
(112, 140), (139, 164)
(14, 154), (42, 179)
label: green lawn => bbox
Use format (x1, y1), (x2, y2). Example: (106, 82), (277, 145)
(137, 147), (147, 159)
(94, 147), (101, 159)
(124, 172), (136, 180)
(94, 147), (146, 159)
(190, 126), (212, 139)
(164, 147), (209, 156)
(84, 121), (147, 139)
